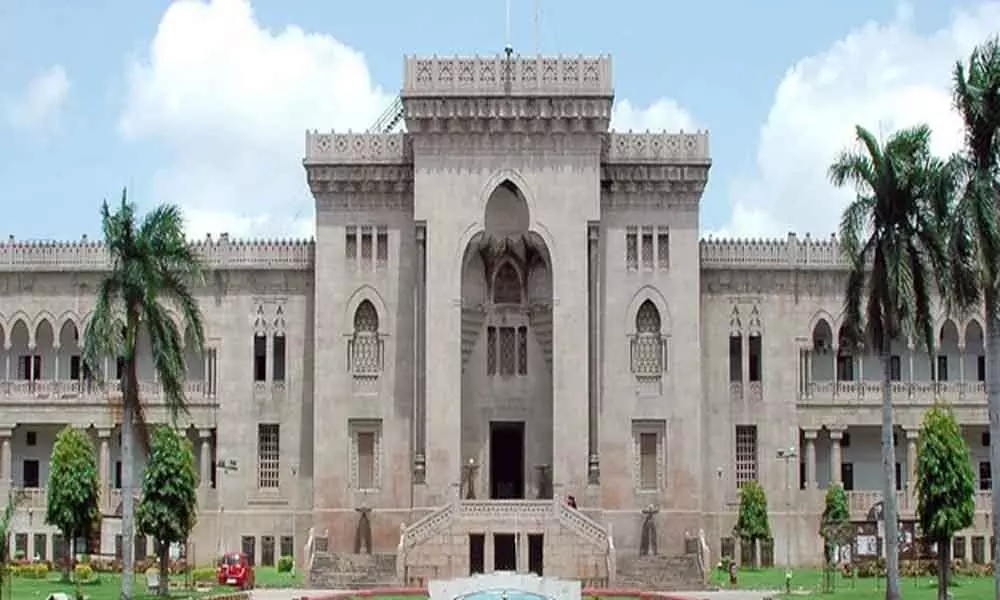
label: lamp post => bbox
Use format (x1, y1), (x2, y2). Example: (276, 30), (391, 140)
(216, 459), (238, 559)
(776, 447), (798, 594)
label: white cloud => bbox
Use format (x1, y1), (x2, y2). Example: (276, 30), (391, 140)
(611, 98), (698, 133)
(120, 0), (393, 239)
(4, 65), (70, 134)
(708, 2), (1000, 240)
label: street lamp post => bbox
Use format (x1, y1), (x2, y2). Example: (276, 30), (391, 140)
(776, 447), (798, 594)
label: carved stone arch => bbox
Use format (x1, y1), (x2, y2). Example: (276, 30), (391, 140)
(938, 317), (961, 347)
(251, 304), (268, 336)
(963, 317), (986, 350)
(807, 309), (837, 338)
(55, 310), (83, 349)
(491, 258), (525, 305)
(344, 285), (390, 336)
(728, 303), (742, 337)
(272, 304), (287, 337)
(476, 169), (538, 231)
(746, 304), (763, 337)
(5, 311), (31, 350)
(625, 285), (671, 335)
(32, 310), (57, 349)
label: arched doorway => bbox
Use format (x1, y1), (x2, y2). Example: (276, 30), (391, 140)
(460, 180), (554, 501)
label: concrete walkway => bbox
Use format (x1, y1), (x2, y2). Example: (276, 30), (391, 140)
(251, 590), (778, 600)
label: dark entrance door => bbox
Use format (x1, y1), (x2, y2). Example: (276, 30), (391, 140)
(493, 533), (516, 571)
(490, 421), (525, 499)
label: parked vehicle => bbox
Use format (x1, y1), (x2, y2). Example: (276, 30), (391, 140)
(216, 552), (255, 590)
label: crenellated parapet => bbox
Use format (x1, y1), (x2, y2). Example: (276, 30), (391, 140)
(304, 132), (412, 165)
(603, 132), (710, 164)
(0, 235), (314, 272)
(699, 233), (846, 269)
(402, 54), (613, 97)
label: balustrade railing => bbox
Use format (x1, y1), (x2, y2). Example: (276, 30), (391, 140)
(801, 380), (986, 404)
(0, 379), (215, 403)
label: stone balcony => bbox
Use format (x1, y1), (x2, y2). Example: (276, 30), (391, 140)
(4, 485), (218, 513)
(0, 379), (218, 427)
(798, 488), (992, 521)
(797, 380), (988, 425)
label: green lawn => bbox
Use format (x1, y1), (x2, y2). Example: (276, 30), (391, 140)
(8, 567), (304, 600)
(709, 567), (994, 599)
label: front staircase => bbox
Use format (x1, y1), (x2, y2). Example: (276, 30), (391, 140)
(615, 554), (705, 591)
(396, 498), (615, 586)
(308, 552), (398, 589)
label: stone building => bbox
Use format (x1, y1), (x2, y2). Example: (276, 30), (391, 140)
(0, 53), (995, 583)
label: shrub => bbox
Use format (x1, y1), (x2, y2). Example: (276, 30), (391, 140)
(73, 563), (94, 582)
(277, 555), (294, 573)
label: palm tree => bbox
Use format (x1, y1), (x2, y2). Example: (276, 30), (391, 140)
(81, 189), (206, 600)
(830, 124), (952, 600)
(947, 36), (1000, 597)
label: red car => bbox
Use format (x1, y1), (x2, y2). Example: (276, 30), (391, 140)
(217, 552), (255, 590)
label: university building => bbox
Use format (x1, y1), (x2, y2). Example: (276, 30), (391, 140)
(0, 52), (994, 585)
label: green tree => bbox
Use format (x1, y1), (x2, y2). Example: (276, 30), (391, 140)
(0, 493), (17, 600)
(82, 190), (206, 600)
(136, 426), (198, 596)
(830, 123), (953, 600)
(946, 36), (1000, 597)
(819, 483), (851, 566)
(916, 405), (975, 600)
(45, 426), (100, 580)
(732, 480), (770, 569)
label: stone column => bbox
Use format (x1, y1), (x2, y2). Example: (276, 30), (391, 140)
(413, 224), (427, 481)
(804, 429), (818, 489)
(199, 430), (213, 488)
(831, 345), (839, 396)
(906, 429), (918, 504)
(0, 428), (12, 485)
(98, 429), (111, 510)
(586, 224), (600, 483)
(830, 429), (844, 485)
(958, 343), (966, 399)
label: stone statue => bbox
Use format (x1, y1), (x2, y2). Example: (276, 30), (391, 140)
(354, 504), (373, 554)
(462, 458), (478, 500)
(640, 504), (659, 556)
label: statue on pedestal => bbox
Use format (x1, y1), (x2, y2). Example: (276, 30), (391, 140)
(639, 504), (659, 556)
(462, 458), (479, 500)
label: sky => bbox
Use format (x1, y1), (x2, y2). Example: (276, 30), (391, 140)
(0, 0), (998, 242)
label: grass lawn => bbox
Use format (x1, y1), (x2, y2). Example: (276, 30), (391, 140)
(8, 567), (305, 600)
(709, 567), (994, 599)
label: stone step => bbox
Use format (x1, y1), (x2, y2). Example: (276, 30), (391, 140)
(615, 554), (705, 591)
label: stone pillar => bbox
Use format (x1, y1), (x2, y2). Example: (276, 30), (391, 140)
(831, 345), (839, 395)
(98, 429), (111, 509)
(906, 429), (918, 498)
(199, 430), (213, 488)
(830, 429), (844, 485)
(804, 429), (818, 489)
(586, 224), (600, 483)
(413, 224), (427, 481)
(0, 428), (12, 484)
(959, 343), (966, 399)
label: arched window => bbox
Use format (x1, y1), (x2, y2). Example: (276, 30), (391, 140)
(350, 300), (382, 376)
(631, 300), (665, 378)
(493, 263), (522, 305)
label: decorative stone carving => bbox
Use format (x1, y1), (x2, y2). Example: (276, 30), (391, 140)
(640, 504), (659, 556)
(747, 304), (762, 337)
(729, 304), (742, 337)
(461, 458), (479, 500)
(354, 504), (373, 554)
(252, 305), (267, 335)
(603, 133), (710, 163)
(403, 55), (612, 97)
(700, 233), (848, 269)
(305, 133), (412, 164)
(272, 304), (286, 336)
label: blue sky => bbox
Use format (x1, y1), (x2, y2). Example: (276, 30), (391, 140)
(1, 0), (998, 242)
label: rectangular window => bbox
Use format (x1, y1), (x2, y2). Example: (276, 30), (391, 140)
(273, 335), (286, 382)
(361, 226), (373, 264)
(350, 420), (381, 490)
(22, 459), (40, 487)
(979, 355), (987, 382)
(135, 536), (147, 562)
(972, 536), (985, 564)
(889, 355), (901, 381)
(836, 354), (854, 381)
(254, 335), (267, 382)
(17, 355), (41, 381)
(625, 227), (638, 271)
(895, 462), (902, 491)
(257, 424), (280, 489)
(656, 230), (669, 269)
(242, 536), (257, 566)
(115, 461), (122, 488)
(640, 227), (654, 269)
(115, 357), (125, 380)
(729, 336), (742, 383)
(499, 327), (516, 376)
(937, 355), (949, 382)
(517, 326), (528, 376)
(261, 536), (275, 567)
(486, 326), (497, 375)
(14, 533), (27, 558)
(280, 536), (294, 559)
(33, 533), (47, 561)
(25, 431), (36, 446)
(345, 226), (357, 261)
(980, 461), (991, 491)
(376, 227), (388, 268)
(842, 463), (854, 490)
(953, 536), (967, 561)
(735, 425), (758, 488)
(639, 433), (658, 490)
(748, 335), (762, 382)
(53, 534), (66, 564)
(70, 356), (81, 381)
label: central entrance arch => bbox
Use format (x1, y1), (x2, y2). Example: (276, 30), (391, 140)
(460, 179), (554, 501)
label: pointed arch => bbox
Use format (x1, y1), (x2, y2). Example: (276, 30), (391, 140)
(635, 300), (662, 334)
(33, 311), (57, 349)
(492, 260), (524, 305)
(56, 310), (83, 340)
(807, 309), (838, 341)
(353, 300), (380, 333)
(349, 298), (383, 378)
(624, 285), (672, 334)
(344, 285), (390, 335)
(5, 311), (31, 350)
